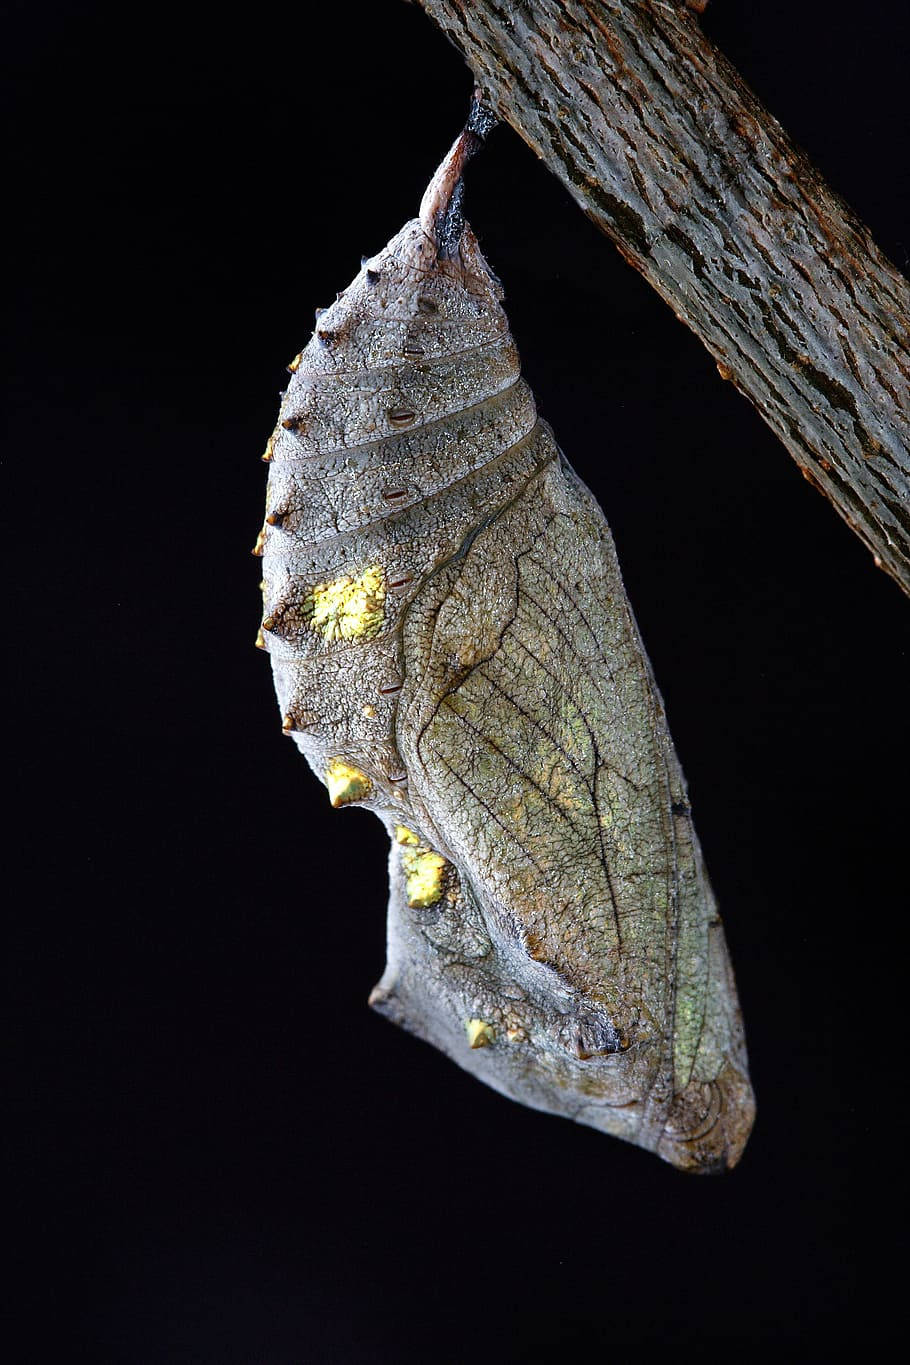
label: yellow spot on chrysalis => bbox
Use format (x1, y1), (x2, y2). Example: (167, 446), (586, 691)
(254, 629), (266, 650)
(281, 714), (295, 733)
(396, 826), (446, 908)
(362, 703), (377, 718)
(288, 352), (302, 373)
(325, 759), (372, 808)
(306, 566), (385, 643)
(261, 437), (274, 463)
(506, 1025), (527, 1044)
(252, 529), (267, 557)
(465, 1019), (495, 1050)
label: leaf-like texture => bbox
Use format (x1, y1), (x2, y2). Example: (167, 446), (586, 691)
(257, 131), (754, 1171)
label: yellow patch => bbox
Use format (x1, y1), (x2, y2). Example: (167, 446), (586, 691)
(465, 1019), (495, 1049)
(395, 827), (446, 908)
(307, 567), (385, 643)
(402, 849), (446, 908)
(395, 827), (447, 906)
(325, 759), (372, 808)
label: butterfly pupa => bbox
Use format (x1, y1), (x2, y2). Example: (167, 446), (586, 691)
(255, 102), (755, 1172)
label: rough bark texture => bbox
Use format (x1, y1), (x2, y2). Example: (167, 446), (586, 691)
(416, 0), (910, 596)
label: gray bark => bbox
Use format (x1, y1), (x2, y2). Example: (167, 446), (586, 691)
(416, 0), (910, 596)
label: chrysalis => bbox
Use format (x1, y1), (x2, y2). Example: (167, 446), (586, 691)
(255, 103), (755, 1171)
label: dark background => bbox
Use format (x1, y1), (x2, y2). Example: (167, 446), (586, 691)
(7, 1), (906, 1358)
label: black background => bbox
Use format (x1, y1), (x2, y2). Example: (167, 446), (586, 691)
(7, 1), (907, 1358)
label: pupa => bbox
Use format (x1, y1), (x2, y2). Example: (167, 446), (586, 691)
(254, 99), (755, 1171)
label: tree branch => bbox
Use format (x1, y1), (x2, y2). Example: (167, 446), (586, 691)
(416, 0), (910, 596)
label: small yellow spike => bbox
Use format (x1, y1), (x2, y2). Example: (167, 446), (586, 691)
(254, 629), (266, 650)
(325, 759), (372, 809)
(399, 842), (446, 908)
(281, 714), (295, 733)
(465, 1019), (495, 1050)
(287, 352), (303, 373)
(251, 529), (267, 557)
(261, 437), (274, 463)
(265, 511), (281, 526)
(261, 615), (275, 631)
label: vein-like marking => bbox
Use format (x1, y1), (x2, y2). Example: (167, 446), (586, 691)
(515, 588), (617, 724)
(505, 626), (644, 799)
(512, 551), (631, 948)
(503, 633), (601, 754)
(439, 691), (600, 848)
(536, 557), (624, 680)
(422, 595), (623, 950)
(425, 743), (554, 887)
(674, 901), (716, 1095)
(410, 566), (521, 768)
(474, 662), (596, 786)
(398, 462), (557, 715)
(520, 557), (620, 690)
(512, 586), (652, 798)
(680, 973), (711, 1096)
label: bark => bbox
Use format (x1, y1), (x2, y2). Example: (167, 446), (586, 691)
(416, 0), (910, 596)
